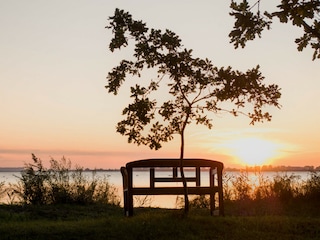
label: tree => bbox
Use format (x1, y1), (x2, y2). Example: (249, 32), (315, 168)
(229, 0), (320, 60)
(105, 8), (281, 214)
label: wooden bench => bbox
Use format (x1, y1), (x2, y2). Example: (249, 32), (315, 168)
(120, 158), (224, 216)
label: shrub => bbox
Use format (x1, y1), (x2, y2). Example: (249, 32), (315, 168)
(70, 167), (97, 204)
(189, 195), (210, 209)
(303, 171), (320, 200)
(14, 154), (120, 206)
(93, 176), (120, 205)
(253, 173), (273, 200)
(48, 156), (72, 204)
(222, 172), (234, 201)
(16, 154), (50, 205)
(272, 174), (300, 202)
(230, 171), (252, 201)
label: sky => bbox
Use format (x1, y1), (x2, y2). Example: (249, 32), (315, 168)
(1, 0), (319, 169)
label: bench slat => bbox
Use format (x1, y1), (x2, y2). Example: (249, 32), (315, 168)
(131, 186), (219, 195)
(153, 177), (197, 183)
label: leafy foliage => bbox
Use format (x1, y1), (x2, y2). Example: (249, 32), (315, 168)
(229, 0), (320, 60)
(106, 8), (281, 214)
(106, 8), (281, 151)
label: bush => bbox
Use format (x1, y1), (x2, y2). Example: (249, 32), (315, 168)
(16, 154), (50, 205)
(48, 156), (72, 204)
(93, 176), (120, 205)
(222, 171), (304, 202)
(189, 195), (210, 209)
(303, 171), (320, 200)
(253, 173), (274, 200)
(14, 154), (120, 206)
(230, 171), (253, 201)
(272, 174), (300, 202)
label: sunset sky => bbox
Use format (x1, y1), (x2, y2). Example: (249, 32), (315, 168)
(1, 0), (319, 169)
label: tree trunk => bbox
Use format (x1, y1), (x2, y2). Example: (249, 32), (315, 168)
(180, 124), (189, 214)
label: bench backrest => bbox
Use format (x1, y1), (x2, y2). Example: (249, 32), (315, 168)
(125, 158), (223, 190)
(126, 158), (223, 169)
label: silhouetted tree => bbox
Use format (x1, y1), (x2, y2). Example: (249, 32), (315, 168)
(229, 0), (320, 60)
(106, 8), (281, 214)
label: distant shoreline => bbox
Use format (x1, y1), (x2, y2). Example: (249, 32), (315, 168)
(0, 167), (119, 172)
(0, 165), (319, 172)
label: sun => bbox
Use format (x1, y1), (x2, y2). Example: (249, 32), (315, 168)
(227, 137), (279, 166)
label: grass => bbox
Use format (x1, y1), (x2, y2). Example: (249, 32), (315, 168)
(1, 204), (320, 240)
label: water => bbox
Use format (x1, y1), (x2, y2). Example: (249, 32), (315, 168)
(0, 170), (313, 208)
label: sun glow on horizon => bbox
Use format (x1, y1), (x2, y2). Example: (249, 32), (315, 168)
(225, 137), (280, 166)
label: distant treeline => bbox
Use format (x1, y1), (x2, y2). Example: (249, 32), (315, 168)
(226, 165), (320, 172)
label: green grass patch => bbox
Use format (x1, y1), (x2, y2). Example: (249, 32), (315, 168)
(1, 204), (320, 240)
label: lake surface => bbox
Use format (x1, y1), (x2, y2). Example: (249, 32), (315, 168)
(0, 170), (313, 208)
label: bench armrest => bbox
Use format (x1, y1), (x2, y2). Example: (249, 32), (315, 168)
(120, 167), (128, 191)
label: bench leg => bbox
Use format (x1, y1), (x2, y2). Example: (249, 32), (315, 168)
(219, 190), (224, 216)
(123, 189), (134, 216)
(128, 191), (133, 216)
(210, 193), (215, 216)
(123, 189), (129, 216)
